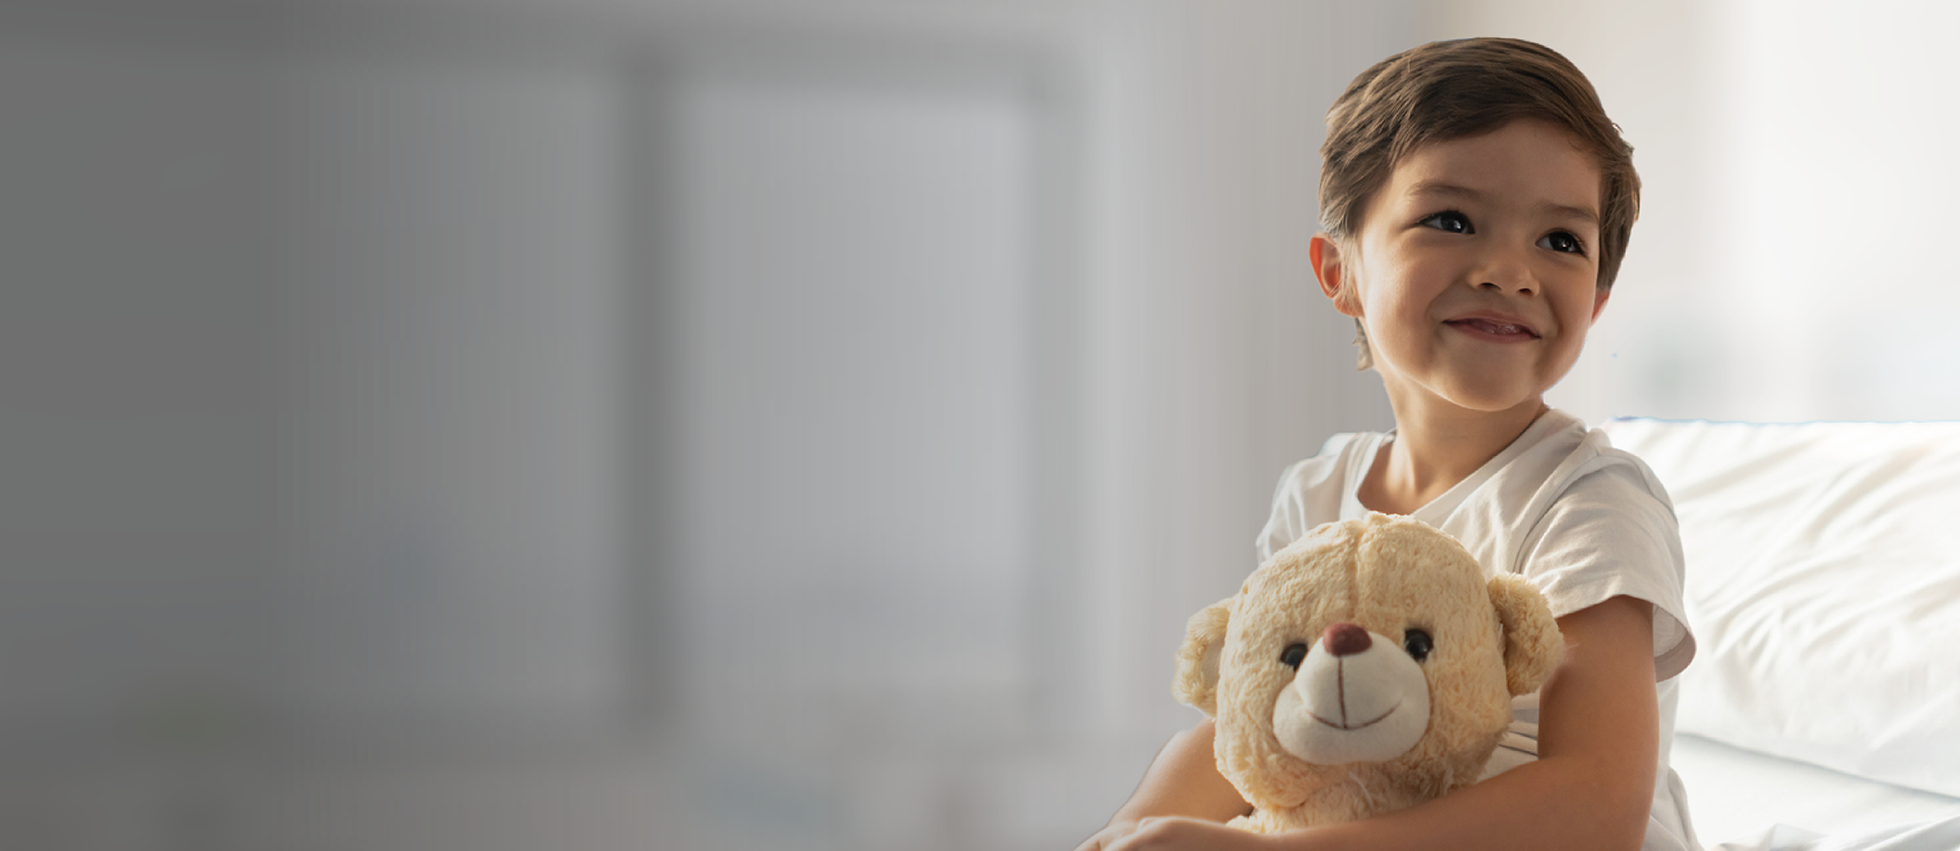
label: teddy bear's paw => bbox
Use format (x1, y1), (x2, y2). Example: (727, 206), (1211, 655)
(1225, 813), (1268, 833)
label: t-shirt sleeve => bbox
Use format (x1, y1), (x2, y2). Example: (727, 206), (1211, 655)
(1255, 434), (1357, 566)
(1256, 460), (1310, 566)
(1514, 462), (1696, 682)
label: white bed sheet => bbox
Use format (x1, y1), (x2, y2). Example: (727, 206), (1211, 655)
(1673, 732), (1960, 850)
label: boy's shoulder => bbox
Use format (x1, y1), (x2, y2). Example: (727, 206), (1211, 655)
(1492, 409), (1673, 505)
(1444, 411), (1681, 570)
(1271, 428), (1385, 500)
(1536, 413), (1677, 513)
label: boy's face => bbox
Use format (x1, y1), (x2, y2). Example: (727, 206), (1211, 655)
(1313, 119), (1610, 418)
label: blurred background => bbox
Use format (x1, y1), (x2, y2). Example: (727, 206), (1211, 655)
(5, 0), (1960, 848)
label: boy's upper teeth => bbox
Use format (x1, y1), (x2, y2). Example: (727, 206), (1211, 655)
(1464, 318), (1524, 333)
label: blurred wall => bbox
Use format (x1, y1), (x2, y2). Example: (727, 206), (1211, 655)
(0, 2), (1410, 849)
(0, 24), (290, 851)
(23, 2), (1960, 850)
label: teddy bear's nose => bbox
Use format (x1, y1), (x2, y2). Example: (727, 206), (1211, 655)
(1323, 623), (1372, 657)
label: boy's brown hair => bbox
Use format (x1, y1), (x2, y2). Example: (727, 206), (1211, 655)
(1319, 38), (1640, 368)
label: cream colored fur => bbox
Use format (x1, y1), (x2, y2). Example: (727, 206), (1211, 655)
(1174, 512), (1563, 833)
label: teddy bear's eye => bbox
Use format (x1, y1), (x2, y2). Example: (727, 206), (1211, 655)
(1279, 643), (1308, 670)
(1403, 629), (1434, 662)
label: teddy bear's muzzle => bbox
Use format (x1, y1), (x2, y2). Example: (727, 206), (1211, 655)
(1270, 624), (1431, 765)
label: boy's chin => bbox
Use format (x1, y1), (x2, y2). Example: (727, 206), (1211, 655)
(1380, 369), (1555, 418)
(1443, 369), (1565, 411)
(1428, 384), (1549, 417)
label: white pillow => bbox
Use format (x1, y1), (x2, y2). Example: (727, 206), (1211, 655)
(1601, 419), (1960, 799)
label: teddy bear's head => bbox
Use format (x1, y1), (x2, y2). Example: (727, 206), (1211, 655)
(1174, 512), (1562, 828)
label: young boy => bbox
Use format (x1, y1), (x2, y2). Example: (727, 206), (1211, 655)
(1077, 38), (1697, 851)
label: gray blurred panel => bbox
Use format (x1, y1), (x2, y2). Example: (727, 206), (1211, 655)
(282, 50), (627, 737)
(0, 33), (282, 750)
(657, 49), (1070, 751)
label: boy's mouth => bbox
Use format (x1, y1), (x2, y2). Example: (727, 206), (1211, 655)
(1445, 317), (1540, 339)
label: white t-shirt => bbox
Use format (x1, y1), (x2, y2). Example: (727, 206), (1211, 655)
(1255, 409), (1699, 851)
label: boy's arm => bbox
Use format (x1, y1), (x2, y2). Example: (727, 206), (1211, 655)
(1093, 595), (1659, 851)
(1072, 717), (1253, 851)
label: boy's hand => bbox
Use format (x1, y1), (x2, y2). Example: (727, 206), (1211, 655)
(1072, 819), (1137, 851)
(1082, 816), (1277, 851)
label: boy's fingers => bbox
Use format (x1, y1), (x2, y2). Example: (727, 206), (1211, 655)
(1107, 817), (1178, 850)
(1074, 821), (1136, 851)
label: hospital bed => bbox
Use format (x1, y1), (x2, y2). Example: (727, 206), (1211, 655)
(1601, 419), (1960, 851)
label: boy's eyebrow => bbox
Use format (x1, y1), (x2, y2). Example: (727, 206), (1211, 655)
(1406, 181), (1599, 226)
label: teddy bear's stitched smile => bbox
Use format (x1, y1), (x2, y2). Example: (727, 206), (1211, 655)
(1310, 698), (1401, 731)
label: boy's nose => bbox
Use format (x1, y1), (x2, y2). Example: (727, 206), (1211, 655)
(1477, 265), (1538, 295)
(1474, 246), (1538, 295)
(1473, 276), (1536, 300)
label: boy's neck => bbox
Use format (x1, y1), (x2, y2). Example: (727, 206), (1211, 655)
(1358, 397), (1550, 516)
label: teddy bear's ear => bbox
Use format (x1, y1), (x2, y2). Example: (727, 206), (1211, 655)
(1486, 573), (1564, 696)
(1173, 598), (1233, 716)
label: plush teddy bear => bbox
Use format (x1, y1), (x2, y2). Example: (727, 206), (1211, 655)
(1174, 511), (1564, 833)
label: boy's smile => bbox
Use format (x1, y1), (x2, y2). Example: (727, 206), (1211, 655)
(1313, 119), (1609, 420)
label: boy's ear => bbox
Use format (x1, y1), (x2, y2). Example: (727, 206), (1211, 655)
(1591, 286), (1611, 323)
(1310, 234), (1361, 318)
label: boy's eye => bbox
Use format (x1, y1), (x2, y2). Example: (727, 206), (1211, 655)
(1538, 231), (1585, 255)
(1419, 210), (1473, 234)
